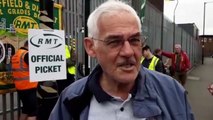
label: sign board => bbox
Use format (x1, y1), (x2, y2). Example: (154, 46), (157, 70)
(0, 0), (62, 90)
(28, 29), (66, 82)
(0, 0), (62, 36)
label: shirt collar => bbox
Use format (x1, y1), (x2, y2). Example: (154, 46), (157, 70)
(87, 65), (112, 103)
(87, 65), (139, 103)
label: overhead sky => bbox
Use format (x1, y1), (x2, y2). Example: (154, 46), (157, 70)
(164, 0), (213, 35)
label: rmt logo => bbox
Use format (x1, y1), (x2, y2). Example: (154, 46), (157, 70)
(30, 33), (63, 49)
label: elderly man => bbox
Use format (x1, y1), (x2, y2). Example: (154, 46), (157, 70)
(161, 44), (191, 86)
(49, 1), (194, 120)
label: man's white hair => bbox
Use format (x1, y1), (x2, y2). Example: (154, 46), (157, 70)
(175, 44), (181, 49)
(87, 0), (142, 38)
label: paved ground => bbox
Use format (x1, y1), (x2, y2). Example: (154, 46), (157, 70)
(186, 57), (213, 120)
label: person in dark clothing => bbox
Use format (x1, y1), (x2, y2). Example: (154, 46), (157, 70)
(141, 45), (164, 73)
(154, 48), (167, 74)
(154, 48), (163, 60)
(56, 44), (76, 94)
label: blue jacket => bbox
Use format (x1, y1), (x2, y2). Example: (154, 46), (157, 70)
(49, 65), (194, 120)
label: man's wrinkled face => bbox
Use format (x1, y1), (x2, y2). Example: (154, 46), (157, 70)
(93, 11), (142, 84)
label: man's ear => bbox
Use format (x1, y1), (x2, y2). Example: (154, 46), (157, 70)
(84, 37), (96, 57)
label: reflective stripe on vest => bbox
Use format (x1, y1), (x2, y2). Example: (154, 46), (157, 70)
(141, 56), (159, 71)
(12, 51), (28, 72)
(12, 50), (29, 81)
(12, 49), (38, 90)
(65, 45), (76, 75)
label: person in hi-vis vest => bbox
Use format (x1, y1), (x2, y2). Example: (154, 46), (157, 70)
(141, 45), (164, 73)
(56, 42), (76, 94)
(12, 40), (38, 120)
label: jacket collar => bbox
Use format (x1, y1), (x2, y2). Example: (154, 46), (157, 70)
(132, 67), (162, 118)
(65, 65), (162, 119)
(87, 65), (140, 103)
(87, 65), (113, 102)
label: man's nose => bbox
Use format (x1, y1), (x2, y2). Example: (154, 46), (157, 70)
(119, 41), (134, 57)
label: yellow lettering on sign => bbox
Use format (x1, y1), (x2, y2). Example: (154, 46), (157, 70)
(7, 8), (30, 15)
(0, 9), (3, 15)
(1, 0), (7, 7)
(1, 0), (23, 8)
(54, 17), (58, 23)
(33, 12), (40, 19)
(25, 1), (30, 9)
(13, 16), (39, 35)
(32, 4), (39, 12)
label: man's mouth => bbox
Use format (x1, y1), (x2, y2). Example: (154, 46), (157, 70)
(118, 61), (136, 70)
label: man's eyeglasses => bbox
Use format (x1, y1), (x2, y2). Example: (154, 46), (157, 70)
(92, 35), (144, 50)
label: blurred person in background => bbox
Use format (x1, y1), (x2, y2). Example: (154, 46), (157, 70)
(153, 48), (166, 74)
(161, 44), (191, 86)
(141, 45), (164, 73)
(12, 40), (38, 120)
(56, 40), (76, 94)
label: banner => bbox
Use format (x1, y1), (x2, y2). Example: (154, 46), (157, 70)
(0, 0), (62, 90)
(28, 29), (66, 82)
(140, 0), (147, 23)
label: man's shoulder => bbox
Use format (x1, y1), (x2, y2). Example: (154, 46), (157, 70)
(144, 68), (185, 93)
(61, 77), (88, 98)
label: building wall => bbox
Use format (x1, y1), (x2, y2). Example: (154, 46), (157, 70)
(200, 36), (213, 57)
(148, 0), (164, 12)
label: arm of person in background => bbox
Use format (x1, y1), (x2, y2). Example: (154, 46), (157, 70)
(164, 58), (170, 68)
(66, 57), (76, 67)
(161, 51), (174, 59)
(66, 46), (76, 67)
(155, 60), (164, 73)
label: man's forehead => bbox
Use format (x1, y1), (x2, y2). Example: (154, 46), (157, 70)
(175, 44), (181, 49)
(105, 32), (141, 37)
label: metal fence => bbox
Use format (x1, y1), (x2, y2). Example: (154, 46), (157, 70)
(0, 90), (20, 120)
(143, 1), (202, 66)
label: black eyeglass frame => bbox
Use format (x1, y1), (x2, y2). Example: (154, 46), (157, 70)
(91, 33), (145, 49)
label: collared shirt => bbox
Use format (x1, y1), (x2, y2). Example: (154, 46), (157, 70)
(88, 94), (146, 120)
(86, 67), (145, 120)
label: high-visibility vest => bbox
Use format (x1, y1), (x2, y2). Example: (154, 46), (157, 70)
(12, 49), (38, 90)
(65, 45), (76, 75)
(141, 56), (159, 71)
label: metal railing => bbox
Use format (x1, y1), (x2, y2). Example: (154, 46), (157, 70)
(0, 89), (21, 120)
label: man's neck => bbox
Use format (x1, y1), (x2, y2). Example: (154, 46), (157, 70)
(100, 76), (134, 100)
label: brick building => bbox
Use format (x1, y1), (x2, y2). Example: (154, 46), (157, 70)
(199, 35), (213, 57)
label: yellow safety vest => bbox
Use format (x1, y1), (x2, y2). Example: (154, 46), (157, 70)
(141, 56), (159, 71)
(65, 45), (76, 75)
